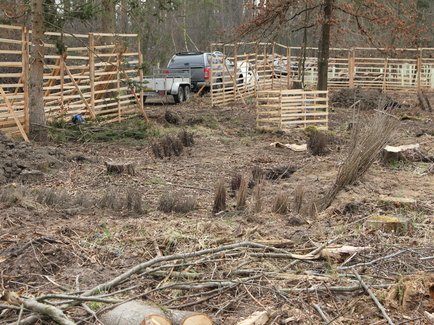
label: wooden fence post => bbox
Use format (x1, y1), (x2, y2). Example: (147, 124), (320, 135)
(137, 37), (144, 116)
(117, 52), (121, 122)
(287, 46), (292, 89)
(382, 58), (388, 91)
(271, 42), (275, 89)
(59, 51), (65, 111)
(348, 48), (355, 88)
(88, 33), (96, 119)
(233, 43), (238, 103)
(22, 27), (30, 134)
(416, 48), (422, 90)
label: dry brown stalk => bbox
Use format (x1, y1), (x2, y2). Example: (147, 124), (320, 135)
(320, 111), (398, 210)
(272, 192), (290, 214)
(158, 192), (197, 214)
(236, 175), (248, 210)
(308, 130), (329, 156)
(293, 185), (304, 214)
(213, 179), (226, 213)
(253, 184), (263, 213)
(252, 166), (264, 184)
(230, 173), (242, 192)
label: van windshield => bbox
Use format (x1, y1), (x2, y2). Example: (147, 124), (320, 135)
(168, 55), (204, 68)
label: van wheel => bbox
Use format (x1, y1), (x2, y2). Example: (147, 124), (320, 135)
(183, 85), (191, 101)
(173, 86), (185, 103)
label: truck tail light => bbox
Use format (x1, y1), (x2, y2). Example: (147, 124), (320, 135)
(204, 67), (211, 80)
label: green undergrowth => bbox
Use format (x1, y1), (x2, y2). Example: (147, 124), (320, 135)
(48, 117), (160, 144)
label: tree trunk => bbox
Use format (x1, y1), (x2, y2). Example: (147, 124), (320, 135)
(101, 0), (116, 33)
(317, 0), (333, 91)
(29, 0), (48, 142)
(120, 0), (128, 33)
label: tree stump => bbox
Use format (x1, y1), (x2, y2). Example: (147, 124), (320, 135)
(105, 161), (136, 176)
(365, 215), (410, 235)
(101, 301), (213, 325)
(382, 144), (420, 164)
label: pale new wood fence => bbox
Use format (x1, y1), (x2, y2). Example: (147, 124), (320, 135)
(210, 42), (434, 107)
(257, 90), (329, 130)
(0, 24), (145, 140)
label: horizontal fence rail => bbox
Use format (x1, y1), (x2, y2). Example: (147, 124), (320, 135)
(210, 42), (434, 107)
(257, 89), (329, 130)
(0, 24), (145, 139)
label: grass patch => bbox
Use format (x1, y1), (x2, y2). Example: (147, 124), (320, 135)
(49, 117), (159, 144)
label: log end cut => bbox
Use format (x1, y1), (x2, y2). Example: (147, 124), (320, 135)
(182, 314), (213, 325)
(141, 315), (171, 325)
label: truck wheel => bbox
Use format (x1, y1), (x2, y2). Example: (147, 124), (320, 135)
(214, 78), (223, 90)
(183, 86), (191, 101)
(237, 74), (244, 85)
(173, 86), (185, 103)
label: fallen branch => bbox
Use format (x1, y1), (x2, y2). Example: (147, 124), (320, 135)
(338, 250), (406, 270)
(313, 304), (330, 324)
(353, 269), (395, 325)
(81, 241), (312, 297)
(279, 283), (392, 294)
(22, 299), (76, 325)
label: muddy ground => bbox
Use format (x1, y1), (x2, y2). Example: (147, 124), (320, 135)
(0, 91), (433, 324)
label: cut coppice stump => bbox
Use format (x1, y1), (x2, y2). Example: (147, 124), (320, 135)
(101, 300), (212, 325)
(105, 161), (136, 176)
(365, 215), (410, 235)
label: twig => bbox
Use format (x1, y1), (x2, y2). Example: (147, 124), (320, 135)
(36, 295), (120, 305)
(279, 283), (392, 294)
(339, 250), (406, 270)
(313, 303), (330, 324)
(17, 304), (24, 324)
(353, 269), (395, 325)
(242, 283), (267, 309)
(80, 241), (305, 297)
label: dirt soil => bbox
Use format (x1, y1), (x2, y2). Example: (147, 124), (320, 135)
(1, 93), (433, 324)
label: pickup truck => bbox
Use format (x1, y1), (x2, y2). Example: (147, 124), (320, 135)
(140, 69), (192, 103)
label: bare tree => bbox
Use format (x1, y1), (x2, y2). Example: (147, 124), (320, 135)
(317, 0), (333, 90)
(29, 0), (47, 141)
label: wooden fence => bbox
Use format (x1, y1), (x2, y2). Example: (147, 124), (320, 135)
(210, 42), (434, 107)
(0, 24), (144, 139)
(257, 90), (329, 130)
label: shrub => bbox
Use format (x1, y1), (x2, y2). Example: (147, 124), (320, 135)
(308, 130), (329, 156)
(230, 173), (242, 192)
(252, 166), (264, 184)
(213, 180), (226, 213)
(36, 188), (69, 208)
(158, 192), (197, 214)
(98, 190), (121, 210)
(178, 130), (194, 147)
(253, 184), (262, 213)
(236, 175), (248, 210)
(126, 189), (146, 214)
(293, 185), (304, 214)
(152, 135), (184, 159)
(272, 192), (290, 214)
